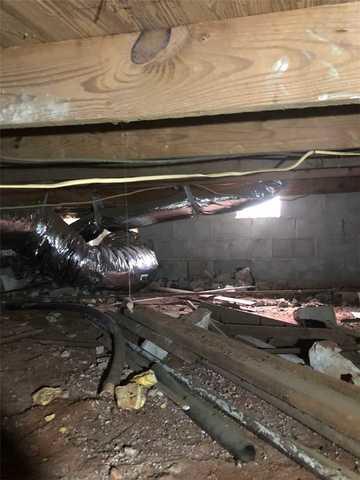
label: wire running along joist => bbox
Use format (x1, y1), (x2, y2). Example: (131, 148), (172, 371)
(1, 150), (359, 190)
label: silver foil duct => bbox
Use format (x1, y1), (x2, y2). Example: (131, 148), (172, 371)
(101, 180), (284, 230)
(0, 211), (158, 290)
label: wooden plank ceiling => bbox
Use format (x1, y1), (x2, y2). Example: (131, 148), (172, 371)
(1, 3), (360, 128)
(0, 0), (354, 47)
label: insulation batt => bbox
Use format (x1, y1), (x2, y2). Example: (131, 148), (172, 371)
(0, 210), (158, 290)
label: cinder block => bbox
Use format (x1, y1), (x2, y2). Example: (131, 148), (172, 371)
(251, 218), (274, 237)
(251, 259), (273, 282)
(154, 240), (176, 260)
(272, 238), (293, 258)
(344, 217), (360, 238)
(293, 238), (315, 258)
(252, 218), (296, 239)
(228, 237), (252, 258)
(184, 240), (219, 260)
(281, 195), (325, 219)
(232, 218), (253, 236)
(316, 236), (355, 260)
(157, 260), (188, 280)
(321, 259), (347, 286)
(173, 218), (195, 240)
(252, 259), (298, 288)
(213, 259), (251, 275)
(343, 259), (360, 288)
(295, 218), (343, 238)
(141, 221), (174, 239)
(295, 258), (326, 287)
(211, 216), (252, 239)
(188, 260), (214, 279)
(325, 192), (360, 217)
(189, 217), (212, 240)
(250, 238), (272, 258)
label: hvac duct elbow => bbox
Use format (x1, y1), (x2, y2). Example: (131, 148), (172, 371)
(0, 211), (158, 290)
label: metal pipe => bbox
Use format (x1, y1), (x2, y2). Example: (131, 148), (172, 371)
(126, 343), (255, 463)
(121, 307), (360, 447)
(126, 342), (359, 479)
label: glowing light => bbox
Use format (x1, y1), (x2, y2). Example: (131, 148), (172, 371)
(236, 197), (281, 219)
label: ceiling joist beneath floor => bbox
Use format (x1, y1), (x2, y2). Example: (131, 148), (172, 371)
(1, 3), (360, 128)
(1, 107), (359, 162)
(0, 0), (354, 47)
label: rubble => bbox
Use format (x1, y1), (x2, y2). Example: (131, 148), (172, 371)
(294, 305), (337, 327)
(234, 267), (254, 286)
(141, 339), (168, 360)
(32, 386), (64, 406)
(2, 294), (360, 480)
(132, 370), (157, 388)
(45, 413), (56, 422)
(122, 446), (139, 458)
(157, 266), (255, 292)
(0, 267), (29, 291)
(184, 308), (213, 329)
(49, 286), (78, 298)
(96, 345), (105, 355)
(115, 383), (147, 410)
(109, 466), (123, 480)
(338, 292), (360, 306)
(46, 312), (62, 323)
(309, 341), (360, 385)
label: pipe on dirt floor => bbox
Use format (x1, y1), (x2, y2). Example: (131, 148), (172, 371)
(127, 343), (359, 480)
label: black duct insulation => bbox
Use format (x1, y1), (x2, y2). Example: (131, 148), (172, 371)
(0, 211), (158, 290)
(75, 180), (284, 236)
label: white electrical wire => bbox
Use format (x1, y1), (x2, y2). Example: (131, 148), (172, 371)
(0, 150), (359, 190)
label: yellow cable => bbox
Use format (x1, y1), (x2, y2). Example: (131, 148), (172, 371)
(0, 183), (213, 211)
(0, 185), (171, 210)
(0, 150), (359, 190)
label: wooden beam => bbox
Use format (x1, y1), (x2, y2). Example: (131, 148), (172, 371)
(0, 0), (354, 47)
(1, 169), (360, 213)
(123, 306), (360, 443)
(2, 108), (359, 160)
(1, 3), (360, 128)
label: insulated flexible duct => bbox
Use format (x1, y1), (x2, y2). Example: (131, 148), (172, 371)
(75, 180), (284, 236)
(0, 210), (158, 290)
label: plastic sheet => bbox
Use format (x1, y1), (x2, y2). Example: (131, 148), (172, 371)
(0, 210), (158, 290)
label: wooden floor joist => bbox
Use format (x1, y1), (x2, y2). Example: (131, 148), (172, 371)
(0, 0), (354, 47)
(1, 168), (360, 213)
(2, 108), (359, 161)
(1, 3), (359, 128)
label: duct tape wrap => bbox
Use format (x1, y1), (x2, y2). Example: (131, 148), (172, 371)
(0, 210), (158, 290)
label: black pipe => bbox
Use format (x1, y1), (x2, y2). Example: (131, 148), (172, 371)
(153, 363), (256, 462)
(125, 342), (255, 463)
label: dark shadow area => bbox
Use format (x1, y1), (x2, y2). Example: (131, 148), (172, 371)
(1, 427), (43, 480)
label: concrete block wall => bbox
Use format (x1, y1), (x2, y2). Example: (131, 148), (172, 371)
(140, 193), (360, 289)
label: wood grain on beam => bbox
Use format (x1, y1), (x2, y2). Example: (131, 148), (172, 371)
(2, 109), (359, 161)
(0, 0), (354, 47)
(1, 3), (360, 128)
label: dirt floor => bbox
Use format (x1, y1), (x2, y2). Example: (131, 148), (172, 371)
(1, 292), (360, 480)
